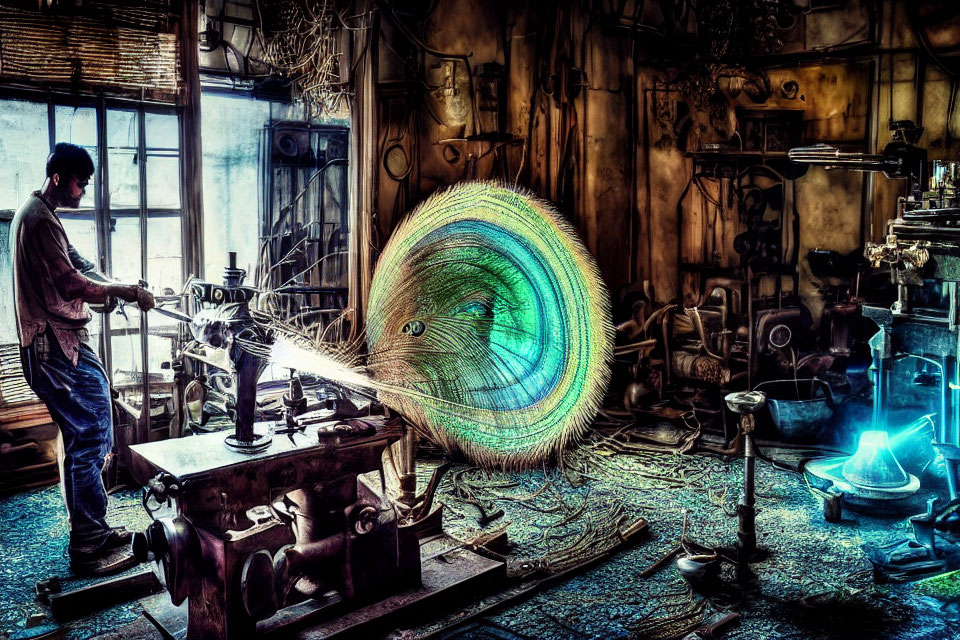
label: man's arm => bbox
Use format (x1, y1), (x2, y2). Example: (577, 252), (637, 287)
(67, 243), (119, 311)
(56, 269), (142, 306)
(66, 243), (109, 281)
(37, 221), (154, 310)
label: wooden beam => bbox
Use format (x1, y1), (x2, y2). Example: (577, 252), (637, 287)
(178, 0), (205, 279)
(49, 569), (163, 621)
(348, 1), (379, 338)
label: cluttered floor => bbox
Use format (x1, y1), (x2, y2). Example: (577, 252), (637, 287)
(2, 425), (958, 640)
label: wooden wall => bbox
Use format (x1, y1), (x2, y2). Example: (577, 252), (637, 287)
(371, 0), (960, 324)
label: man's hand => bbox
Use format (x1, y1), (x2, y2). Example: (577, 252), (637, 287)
(106, 284), (154, 311)
(135, 287), (155, 312)
(106, 284), (139, 304)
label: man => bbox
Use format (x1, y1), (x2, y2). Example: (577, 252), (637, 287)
(11, 143), (155, 575)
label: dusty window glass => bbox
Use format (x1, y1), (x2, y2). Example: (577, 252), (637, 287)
(145, 112), (179, 150)
(108, 109), (138, 147)
(146, 212), (183, 383)
(110, 214), (143, 386)
(108, 109), (140, 209)
(146, 112), (181, 210)
(146, 152), (181, 209)
(0, 100), (47, 345)
(144, 111), (183, 380)
(147, 215), (183, 294)
(0, 99), (47, 212)
(201, 92), (271, 279)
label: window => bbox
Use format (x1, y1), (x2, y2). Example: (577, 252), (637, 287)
(0, 96), (186, 421)
(199, 90), (351, 379)
(200, 92), (271, 279)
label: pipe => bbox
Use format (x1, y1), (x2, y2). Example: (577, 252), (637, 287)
(737, 425), (757, 579)
(871, 340), (884, 430)
(234, 349), (259, 442)
(862, 56), (880, 244)
(284, 533), (346, 570)
(954, 357), (960, 450)
(951, 352), (960, 500)
(941, 355), (950, 446)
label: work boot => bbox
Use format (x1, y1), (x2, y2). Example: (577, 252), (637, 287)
(69, 527), (139, 577)
(69, 545), (138, 577)
(106, 526), (133, 546)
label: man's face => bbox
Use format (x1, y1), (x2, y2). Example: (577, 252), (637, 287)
(57, 173), (89, 209)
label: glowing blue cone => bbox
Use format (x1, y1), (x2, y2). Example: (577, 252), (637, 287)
(842, 430), (910, 489)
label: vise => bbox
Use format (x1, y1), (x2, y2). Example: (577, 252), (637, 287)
(130, 419), (421, 639)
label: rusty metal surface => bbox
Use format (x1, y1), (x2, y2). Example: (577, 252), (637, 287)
(130, 422), (400, 480)
(133, 416), (419, 640)
(137, 543), (504, 640)
(288, 547), (504, 639)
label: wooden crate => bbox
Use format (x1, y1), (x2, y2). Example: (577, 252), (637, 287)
(0, 401), (59, 493)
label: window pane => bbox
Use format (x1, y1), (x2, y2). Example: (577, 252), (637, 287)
(146, 153), (180, 208)
(109, 215), (143, 387)
(147, 333), (177, 381)
(201, 92), (271, 278)
(108, 109), (138, 148)
(56, 106), (97, 147)
(0, 98), (48, 345)
(107, 109), (139, 210)
(111, 215), (142, 282)
(145, 112), (179, 150)
(54, 106), (97, 209)
(111, 322), (142, 387)
(146, 213), (183, 379)
(147, 287), (183, 380)
(108, 149), (140, 208)
(147, 215), (182, 293)
(0, 99), (47, 212)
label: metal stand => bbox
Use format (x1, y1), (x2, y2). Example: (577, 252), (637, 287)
(224, 349), (272, 453)
(724, 391), (770, 579)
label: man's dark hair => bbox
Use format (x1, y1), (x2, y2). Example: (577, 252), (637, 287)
(46, 143), (94, 181)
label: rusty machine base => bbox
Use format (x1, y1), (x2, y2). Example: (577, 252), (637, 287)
(140, 539), (504, 640)
(130, 420), (505, 640)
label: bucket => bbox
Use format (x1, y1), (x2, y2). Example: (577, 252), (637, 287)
(753, 378), (836, 443)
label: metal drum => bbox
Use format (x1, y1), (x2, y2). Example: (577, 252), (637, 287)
(753, 378), (836, 442)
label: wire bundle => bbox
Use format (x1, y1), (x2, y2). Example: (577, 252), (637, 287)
(258, 0), (350, 112)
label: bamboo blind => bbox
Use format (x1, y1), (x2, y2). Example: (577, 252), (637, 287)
(0, 1), (182, 99)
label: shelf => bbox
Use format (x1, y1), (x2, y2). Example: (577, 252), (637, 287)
(688, 150), (789, 159)
(679, 263), (743, 276)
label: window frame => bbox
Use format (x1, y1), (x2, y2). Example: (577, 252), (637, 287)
(0, 88), (189, 432)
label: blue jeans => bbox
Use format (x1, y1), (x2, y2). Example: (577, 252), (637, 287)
(20, 330), (113, 556)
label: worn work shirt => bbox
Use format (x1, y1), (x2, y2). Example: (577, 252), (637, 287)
(11, 192), (92, 366)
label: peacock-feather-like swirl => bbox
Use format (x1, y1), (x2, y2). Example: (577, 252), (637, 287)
(365, 182), (613, 469)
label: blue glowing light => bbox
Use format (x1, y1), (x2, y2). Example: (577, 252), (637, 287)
(842, 430), (911, 489)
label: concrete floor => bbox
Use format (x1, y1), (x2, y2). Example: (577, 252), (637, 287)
(1, 433), (958, 640)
